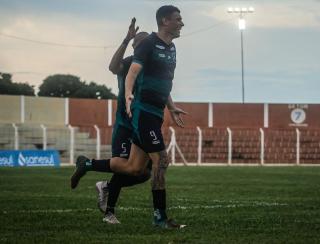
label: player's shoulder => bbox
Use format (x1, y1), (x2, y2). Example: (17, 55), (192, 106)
(139, 32), (157, 47)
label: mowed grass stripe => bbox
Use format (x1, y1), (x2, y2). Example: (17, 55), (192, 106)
(0, 166), (320, 243)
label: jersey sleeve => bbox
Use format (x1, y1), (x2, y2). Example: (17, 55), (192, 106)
(133, 37), (153, 66)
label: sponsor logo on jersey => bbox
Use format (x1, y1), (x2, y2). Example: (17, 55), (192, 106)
(158, 53), (166, 58)
(155, 45), (165, 50)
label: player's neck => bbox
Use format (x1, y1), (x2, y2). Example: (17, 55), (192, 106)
(156, 30), (173, 45)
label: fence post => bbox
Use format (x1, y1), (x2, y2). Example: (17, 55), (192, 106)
(40, 124), (47, 150)
(65, 98), (69, 126)
(296, 128), (300, 165)
(108, 100), (113, 126)
(196, 126), (202, 165)
(227, 127), (232, 165)
(20, 95), (25, 123)
(208, 103), (213, 128)
(94, 125), (101, 159)
(12, 123), (19, 150)
(168, 127), (176, 165)
(68, 125), (75, 165)
(260, 128), (264, 165)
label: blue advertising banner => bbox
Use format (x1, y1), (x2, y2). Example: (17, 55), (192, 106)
(0, 150), (60, 167)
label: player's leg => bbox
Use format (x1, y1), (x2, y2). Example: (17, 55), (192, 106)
(134, 110), (185, 229)
(97, 124), (131, 217)
(100, 125), (151, 223)
(109, 143), (150, 176)
(102, 163), (151, 224)
(70, 127), (149, 189)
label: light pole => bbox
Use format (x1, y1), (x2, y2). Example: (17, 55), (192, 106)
(228, 7), (254, 104)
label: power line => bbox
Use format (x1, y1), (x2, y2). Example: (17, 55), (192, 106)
(182, 17), (236, 37)
(0, 33), (117, 49)
(0, 17), (235, 49)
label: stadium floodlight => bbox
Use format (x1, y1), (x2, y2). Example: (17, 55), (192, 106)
(227, 7), (254, 104)
(227, 7), (233, 13)
(241, 8), (248, 13)
(238, 18), (246, 30)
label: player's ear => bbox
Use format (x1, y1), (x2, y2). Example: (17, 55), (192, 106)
(161, 17), (168, 26)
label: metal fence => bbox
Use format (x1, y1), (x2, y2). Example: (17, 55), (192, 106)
(0, 123), (112, 165)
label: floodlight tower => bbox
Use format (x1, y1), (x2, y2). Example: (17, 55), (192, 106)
(228, 7), (254, 103)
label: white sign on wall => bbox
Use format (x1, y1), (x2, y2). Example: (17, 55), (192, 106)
(288, 104), (308, 127)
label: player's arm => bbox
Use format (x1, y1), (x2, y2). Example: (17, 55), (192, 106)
(125, 62), (142, 118)
(108, 18), (139, 75)
(167, 95), (187, 128)
(125, 34), (152, 117)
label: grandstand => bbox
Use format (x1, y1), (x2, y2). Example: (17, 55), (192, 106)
(1, 94), (319, 165)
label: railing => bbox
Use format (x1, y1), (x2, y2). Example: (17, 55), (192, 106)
(164, 127), (319, 165)
(196, 126), (202, 165)
(260, 128), (264, 165)
(1, 124), (319, 165)
(0, 123), (110, 165)
(166, 127), (188, 166)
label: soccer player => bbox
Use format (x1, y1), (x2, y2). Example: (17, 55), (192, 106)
(71, 5), (186, 229)
(112, 5), (186, 228)
(71, 19), (151, 224)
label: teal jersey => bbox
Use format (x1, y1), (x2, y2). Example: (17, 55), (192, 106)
(115, 56), (133, 129)
(132, 32), (176, 118)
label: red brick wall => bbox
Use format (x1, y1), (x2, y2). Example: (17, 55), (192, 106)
(69, 99), (320, 129)
(305, 104), (320, 128)
(269, 104), (290, 128)
(268, 104), (319, 128)
(213, 104), (264, 128)
(163, 102), (208, 127)
(69, 98), (108, 126)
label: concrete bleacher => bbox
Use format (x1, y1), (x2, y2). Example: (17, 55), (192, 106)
(0, 123), (112, 164)
(164, 127), (320, 164)
(1, 95), (319, 165)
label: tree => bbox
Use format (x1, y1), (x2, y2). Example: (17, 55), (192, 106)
(38, 74), (83, 97)
(38, 74), (116, 99)
(73, 82), (116, 99)
(0, 72), (35, 96)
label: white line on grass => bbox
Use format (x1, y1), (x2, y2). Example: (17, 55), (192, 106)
(2, 201), (287, 214)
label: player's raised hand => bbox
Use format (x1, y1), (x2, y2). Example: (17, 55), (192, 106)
(169, 107), (188, 128)
(125, 17), (139, 41)
(126, 94), (134, 118)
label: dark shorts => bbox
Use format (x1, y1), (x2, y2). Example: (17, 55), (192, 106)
(111, 124), (132, 158)
(132, 109), (165, 153)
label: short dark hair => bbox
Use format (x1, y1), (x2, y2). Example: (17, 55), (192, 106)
(156, 5), (180, 26)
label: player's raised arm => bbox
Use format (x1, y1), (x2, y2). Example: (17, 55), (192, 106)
(109, 18), (139, 75)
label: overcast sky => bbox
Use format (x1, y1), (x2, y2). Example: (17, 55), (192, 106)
(0, 0), (319, 103)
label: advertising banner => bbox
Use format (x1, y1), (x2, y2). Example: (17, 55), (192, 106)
(0, 150), (60, 167)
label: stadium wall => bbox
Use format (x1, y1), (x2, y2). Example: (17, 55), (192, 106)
(0, 95), (319, 128)
(24, 96), (65, 125)
(0, 95), (21, 123)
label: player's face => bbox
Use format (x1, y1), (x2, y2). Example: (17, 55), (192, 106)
(167, 12), (184, 38)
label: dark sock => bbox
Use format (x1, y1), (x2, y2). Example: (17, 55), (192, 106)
(152, 189), (167, 220)
(105, 172), (151, 215)
(106, 174), (122, 214)
(119, 172), (151, 187)
(91, 159), (113, 172)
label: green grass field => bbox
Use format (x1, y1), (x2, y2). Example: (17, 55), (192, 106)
(1, 166), (320, 243)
